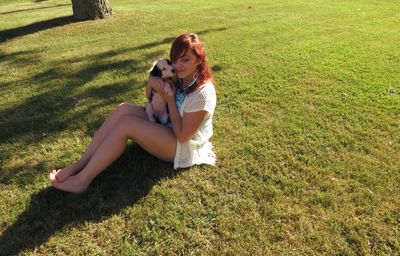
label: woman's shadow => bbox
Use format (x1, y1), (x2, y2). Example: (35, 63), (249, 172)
(0, 145), (182, 255)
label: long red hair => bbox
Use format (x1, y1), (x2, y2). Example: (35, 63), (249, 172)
(170, 33), (214, 94)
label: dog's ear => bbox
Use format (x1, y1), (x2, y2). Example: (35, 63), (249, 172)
(149, 60), (162, 77)
(166, 59), (172, 65)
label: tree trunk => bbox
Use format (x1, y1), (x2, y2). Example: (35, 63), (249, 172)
(71, 0), (113, 21)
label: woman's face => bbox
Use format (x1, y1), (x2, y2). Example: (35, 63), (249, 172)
(172, 50), (200, 82)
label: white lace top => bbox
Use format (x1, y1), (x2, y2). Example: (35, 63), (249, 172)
(174, 81), (217, 169)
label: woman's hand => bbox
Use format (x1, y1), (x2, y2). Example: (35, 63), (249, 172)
(154, 80), (176, 103)
(147, 76), (163, 90)
(146, 76), (176, 102)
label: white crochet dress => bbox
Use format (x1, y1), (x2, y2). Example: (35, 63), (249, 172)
(174, 81), (217, 169)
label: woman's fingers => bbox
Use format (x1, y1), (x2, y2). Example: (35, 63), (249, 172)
(149, 78), (176, 101)
(148, 77), (163, 90)
(153, 82), (164, 94)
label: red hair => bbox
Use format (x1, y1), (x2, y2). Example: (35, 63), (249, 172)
(170, 33), (214, 94)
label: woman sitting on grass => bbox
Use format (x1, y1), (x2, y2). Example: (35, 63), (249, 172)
(49, 33), (217, 193)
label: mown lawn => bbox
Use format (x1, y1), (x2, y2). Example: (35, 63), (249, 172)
(0, 0), (399, 255)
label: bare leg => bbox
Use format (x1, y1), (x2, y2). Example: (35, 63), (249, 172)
(52, 103), (148, 182)
(50, 116), (176, 193)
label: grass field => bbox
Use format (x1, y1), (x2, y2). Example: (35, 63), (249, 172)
(0, 0), (399, 255)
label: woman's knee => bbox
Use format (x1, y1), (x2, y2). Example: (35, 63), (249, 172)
(115, 116), (138, 136)
(116, 102), (132, 112)
(117, 102), (144, 115)
(111, 102), (132, 118)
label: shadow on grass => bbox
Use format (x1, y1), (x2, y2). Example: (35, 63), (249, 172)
(0, 144), (182, 255)
(0, 4), (70, 15)
(0, 16), (75, 43)
(127, 27), (227, 51)
(0, 56), (145, 145)
(0, 49), (149, 185)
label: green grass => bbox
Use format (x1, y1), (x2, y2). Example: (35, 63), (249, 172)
(1, 0), (399, 254)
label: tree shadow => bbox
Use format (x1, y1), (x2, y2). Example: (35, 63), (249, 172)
(0, 144), (183, 255)
(0, 16), (75, 43)
(196, 27), (227, 36)
(0, 49), (40, 67)
(0, 4), (70, 15)
(0, 47), (152, 186)
(129, 27), (228, 52)
(0, 59), (144, 144)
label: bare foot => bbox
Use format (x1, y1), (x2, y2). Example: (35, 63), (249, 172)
(49, 172), (89, 193)
(52, 163), (80, 183)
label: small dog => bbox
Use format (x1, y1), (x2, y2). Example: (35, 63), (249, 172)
(145, 58), (176, 124)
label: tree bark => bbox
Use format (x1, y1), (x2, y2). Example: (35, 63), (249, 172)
(71, 0), (113, 21)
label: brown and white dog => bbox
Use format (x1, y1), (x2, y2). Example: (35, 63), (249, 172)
(145, 58), (176, 124)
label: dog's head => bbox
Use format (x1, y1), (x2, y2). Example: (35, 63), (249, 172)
(149, 58), (176, 79)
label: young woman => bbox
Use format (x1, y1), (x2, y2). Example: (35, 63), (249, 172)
(49, 33), (217, 193)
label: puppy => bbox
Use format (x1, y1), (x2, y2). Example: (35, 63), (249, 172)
(145, 58), (176, 124)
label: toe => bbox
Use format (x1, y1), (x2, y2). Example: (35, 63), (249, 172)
(49, 172), (55, 183)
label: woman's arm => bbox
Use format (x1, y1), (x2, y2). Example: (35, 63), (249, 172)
(152, 81), (206, 143)
(168, 100), (207, 143)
